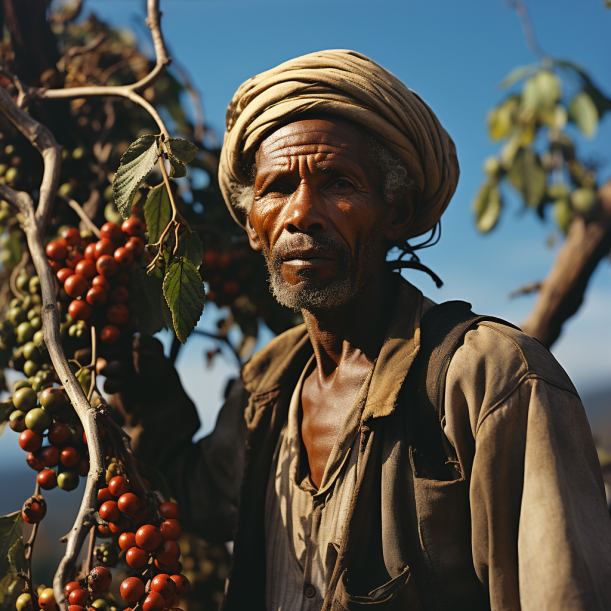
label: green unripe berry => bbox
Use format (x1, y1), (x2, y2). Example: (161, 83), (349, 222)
(13, 380), (30, 391)
(9, 410), (26, 432)
(57, 471), (79, 491)
(33, 330), (44, 345)
(15, 592), (32, 611)
(23, 360), (40, 377)
(25, 407), (52, 433)
(27, 305), (41, 321)
(16, 322), (34, 344)
(77, 369), (91, 394)
(40, 387), (68, 413)
(16, 274), (29, 292)
(22, 342), (40, 363)
(9, 298), (21, 310)
(8, 307), (27, 326)
(28, 276), (40, 294)
(91, 599), (109, 611)
(12, 387), (37, 411)
(29, 317), (41, 332)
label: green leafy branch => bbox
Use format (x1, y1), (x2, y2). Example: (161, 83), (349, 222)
(474, 59), (611, 235)
(112, 134), (205, 343)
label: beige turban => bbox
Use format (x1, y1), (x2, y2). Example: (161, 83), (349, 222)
(218, 49), (459, 239)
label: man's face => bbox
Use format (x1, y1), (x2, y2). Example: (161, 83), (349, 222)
(247, 118), (396, 312)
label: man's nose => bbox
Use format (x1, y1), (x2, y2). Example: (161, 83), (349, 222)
(283, 183), (328, 234)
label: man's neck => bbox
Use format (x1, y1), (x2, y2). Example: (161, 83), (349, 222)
(301, 271), (393, 381)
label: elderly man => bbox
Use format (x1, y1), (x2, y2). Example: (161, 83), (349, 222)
(110, 51), (611, 610)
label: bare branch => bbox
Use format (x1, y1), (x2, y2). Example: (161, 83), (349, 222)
(521, 180), (611, 347)
(65, 32), (105, 59)
(507, 281), (541, 300)
(58, 194), (102, 239)
(9, 249), (29, 301)
(506, 1), (548, 60)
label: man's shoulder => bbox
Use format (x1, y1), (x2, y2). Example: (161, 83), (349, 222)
(240, 323), (311, 394)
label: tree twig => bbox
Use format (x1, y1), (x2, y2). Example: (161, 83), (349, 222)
(507, 281), (541, 300)
(58, 194), (102, 239)
(23, 483), (41, 608)
(505, 0), (548, 60)
(192, 328), (243, 367)
(83, 525), (96, 578)
(9, 249), (29, 301)
(65, 32), (105, 58)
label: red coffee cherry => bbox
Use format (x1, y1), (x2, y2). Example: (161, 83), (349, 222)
(120, 577), (145, 603)
(114, 247), (133, 267)
(154, 558), (182, 575)
(48, 259), (63, 273)
(77, 459), (89, 477)
(109, 285), (129, 303)
(156, 540), (180, 565)
(142, 591), (165, 611)
(22, 496), (47, 523)
(64, 274), (88, 298)
(68, 299), (93, 321)
(74, 259), (97, 279)
(150, 574), (176, 600)
(68, 589), (89, 607)
(118, 492), (140, 515)
(46, 239), (68, 261)
(91, 275), (111, 292)
(223, 279), (240, 296)
(19, 429), (43, 452)
(60, 446), (80, 468)
(94, 239), (115, 258)
(170, 574), (191, 596)
(124, 236), (145, 256)
(119, 532), (137, 551)
(64, 581), (80, 597)
(41, 445), (60, 468)
(86, 286), (107, 306)
(89, 566), (112, 592)
(108, 475), (129, 497)
(217, 252), (232, 269)
(133, 506), (150, 527)
(68, 606), (86, 611)
(48, 422), (70, 444)
(37, 468), (58, 490)
(38, 588), (56, 611)
(100, 325), (120, 344)
(62, 227), (82, 246)
(26, 451), (45, 471)
(84, 242), (97, 261)
(159, 502), (180, 520)
(96, 254), (118, 277)
(121, 217), (144, 237)
(108, 517), (131, 535)
(163, 595), (179, 610)
(101, 222), (124, 243)
(135, 524), (162, 551)
(65, 250), (84, 270)
(57, 267), (74, 284)
(97, 524), (112, 537)
(99, 500), (121, 523)
(126, 546), (149, 568)
(106, 303), (129, 325)
(97, 487), (114, 504)
(159, 519), (182, 541)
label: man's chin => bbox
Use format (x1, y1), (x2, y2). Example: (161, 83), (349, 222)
(269, 275), (358, 312)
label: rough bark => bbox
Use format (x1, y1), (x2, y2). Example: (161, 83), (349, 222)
(521, 179), (611, 348)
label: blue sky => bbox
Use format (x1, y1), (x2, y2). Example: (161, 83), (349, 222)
(81, 0), (611, 433)
(1, 1), (609, 478)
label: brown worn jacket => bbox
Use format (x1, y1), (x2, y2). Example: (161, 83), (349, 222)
(141, 276), (611, 610)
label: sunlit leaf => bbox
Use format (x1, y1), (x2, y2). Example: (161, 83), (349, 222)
(568, 92), (599, 138)
(473, 182), (502, 233)
(508, 148), (547, 207)
(554, 198), (574, 234)
(167, 138), (198, 165)
(487, 96), (520, 140)
(163, 257), (206, 343)
(144, 184), (172, 244)
(570, 187), (598, 215)
(113, 135), (160, 218)
(522, 70), (562, 110)
(499, 63), (540, 89)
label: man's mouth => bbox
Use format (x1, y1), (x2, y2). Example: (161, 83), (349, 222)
(281, 250), (336, 266)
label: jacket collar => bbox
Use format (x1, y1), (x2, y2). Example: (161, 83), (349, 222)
(241, 274), (424, 421)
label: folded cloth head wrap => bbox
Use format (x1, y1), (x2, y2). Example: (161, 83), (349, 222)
(219, 49), (459, 240)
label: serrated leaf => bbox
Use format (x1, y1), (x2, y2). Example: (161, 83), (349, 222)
(177, 230), (203, 268)
(568, 92), (599, 138)
(499, 63), (539, 89)
(473, 182), (502, 233)
(133, 268), (166, 335)
(508, 148), (547, 207)
(7, 540), (25, 574)
(0, 512), (23, 605)
(113, 135), (160, 218)
(167, 138), (198, 165)
(163, 257), (205, 343)
(144, 184), (172, 244)
(168, 157), (187, 179)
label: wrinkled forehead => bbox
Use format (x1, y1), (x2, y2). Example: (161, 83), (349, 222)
(254, 116), (374, 173)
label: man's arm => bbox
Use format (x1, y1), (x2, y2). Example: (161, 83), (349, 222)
(445, 322), (611, 611)
(102, 336), (248, 542)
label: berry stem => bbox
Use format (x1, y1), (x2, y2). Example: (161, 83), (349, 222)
(23, 483), (41, 610)
(83, 524), (96, 578)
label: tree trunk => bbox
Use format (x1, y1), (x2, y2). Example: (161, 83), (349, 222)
(521, 179), (611, 348)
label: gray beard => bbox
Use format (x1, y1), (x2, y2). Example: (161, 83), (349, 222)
(262, 232), (382, 313)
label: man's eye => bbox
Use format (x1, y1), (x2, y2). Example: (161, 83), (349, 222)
(333, 179), (352, 189)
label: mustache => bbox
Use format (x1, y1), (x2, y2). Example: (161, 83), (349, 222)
(271, 234), (349, 261)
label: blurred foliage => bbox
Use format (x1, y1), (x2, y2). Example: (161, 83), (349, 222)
(474, 57), (611, 235)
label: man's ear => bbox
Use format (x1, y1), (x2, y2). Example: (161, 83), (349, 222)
(245, 216), (263, 251)
(383, 187), (420, 242)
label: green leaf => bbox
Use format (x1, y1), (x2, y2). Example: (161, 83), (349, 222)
(487, 96), (520, 141)
(473, 182), (502, 233)
(522, 70), (562, 110)
(508, 148), (547, 207)
(0, 511), (24, 605)
(133, 268), (166, 335)
(176, 230), (204, 268)
(499, 63), (540, 89)
(556, 60), (611, 118)
(113, 135), (160, 218)
(167, 138), (198, 165)
(163, 257), (206, 343)
(168, 157), (187, 179)
(554, 198), (574, 234)
(144, 184), (172, 244)
(568, 92), (599, 138)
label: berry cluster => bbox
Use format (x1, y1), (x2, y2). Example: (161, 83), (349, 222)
(95, 475), (189, 610)
(9, 384), (90, 493)
(63, 565), (114, 611)
(46, 219), (146, 345)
